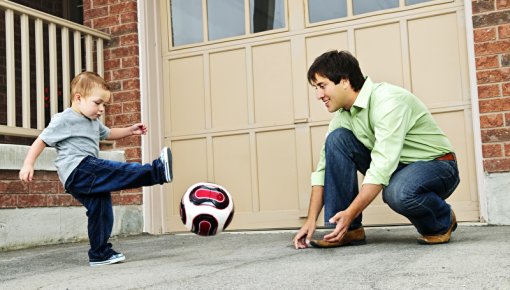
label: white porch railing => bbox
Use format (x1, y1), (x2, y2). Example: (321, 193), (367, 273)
(0, 0), (110, 138)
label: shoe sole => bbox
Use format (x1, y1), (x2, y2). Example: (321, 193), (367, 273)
(89, 255), (126, 267)
(162, 148), (173, 182)
(310, 239), (367, 248)
(417, 222), (458, 245)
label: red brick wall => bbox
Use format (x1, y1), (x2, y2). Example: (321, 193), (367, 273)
(473, 0), (510, 172)
(83, 0), (142, 204)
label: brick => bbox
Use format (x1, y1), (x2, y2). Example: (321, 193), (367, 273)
(504, 83), (510, 95)
(110, 23), (138, 36)
(87, 7), (109, 19)
(17, 194), (47, 207)
(505, 143), (510, 156)
(479, 97), (510, 113)
(476, 55), (499, 69)
(477, 68), (510, 83)
(483, 143), (503, 157)
(29, 181), (59, 194)
(497, 0), (510, 9)
(124, 147), (141, 160)
(110, 2), (137, 14)
(1, 181), (29, 194)
(474, 28), (497, 42)
(115, 134), (141, 147)
(480, 113), (504, 128)
(122, 56), (139, 68)
(104, 59), (121, 71)
(473, 0), (495, 14)
(122, 79), (140, 90)
(121, 12), (138, 24)
(110, 46), (139, 59)
(93, 15), (120, 29)
(481, 127), (510, 142)
(112, 67), (139, 80)
(122, 102), (141, 113)
(505, 112), (510, 126)
(484, 158), (510, 172)
(112, 112), (142, 126)
(92, 0), (109, 8)
(499, 24), (510, 39)
(478, 84), (500, 98)
(474, 40), (510, 55)
(502, 54), (510, 66)
(108, 80), (122, 92)
(0, 170), (21, 180)
(47, 194), (76, 207)
(106, 102), (122, 115)
(120, 34), (138, 46)
(0, 194), (17, 208)
(112, 90), (140, 103)
(112, 193), (142, 205)
(472, 11), (510, 28)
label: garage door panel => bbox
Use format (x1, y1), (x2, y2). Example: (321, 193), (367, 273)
(257, 130), (299, 211)
(168, 56), (205, 135)
(213, 134), (253, 213)
(355, 23), (404, 87)
(408, 13), (464, 106)
(432, 111), (477, 203)
(170, 138), (208, 217)
(252, 42), (294, 125)
(310, 125), (328, 172)
(306, 32), (348, 122)
(210, 49), (249, 130)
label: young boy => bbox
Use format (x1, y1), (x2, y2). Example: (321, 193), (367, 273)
(19, 71), (173, 266)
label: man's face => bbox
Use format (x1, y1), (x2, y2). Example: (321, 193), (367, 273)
(312, 74), (347, 113)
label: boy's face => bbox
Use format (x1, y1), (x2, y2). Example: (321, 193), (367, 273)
(74, 87), (110, 120)
(312, 74), (349, 112)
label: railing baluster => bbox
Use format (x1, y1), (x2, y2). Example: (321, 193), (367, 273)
(49, 23), (58, 117)
(96, 38), (104, 77)
(35, 18), (45, 130)
(74, 31), (82, 75)
(21, 14), (31, 128)
(85, 34), (93, 71)
(5, 9), (15, 127)
(61, 27), (70, 109)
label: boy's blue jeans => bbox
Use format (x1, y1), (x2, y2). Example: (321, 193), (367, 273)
(323, 128), (460, 236)
(65, 156), (166, 261)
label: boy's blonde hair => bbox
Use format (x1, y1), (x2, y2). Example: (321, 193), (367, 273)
(70, 71), (110, 103)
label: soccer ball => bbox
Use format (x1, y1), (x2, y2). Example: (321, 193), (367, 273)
(180, 182), (235, 236)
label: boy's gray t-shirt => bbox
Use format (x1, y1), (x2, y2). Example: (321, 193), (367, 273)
(39, 108), (110, 185)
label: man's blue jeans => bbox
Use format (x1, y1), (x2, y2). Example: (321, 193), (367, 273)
(65, 156), (167, 261)
(323, 128), (460, 236)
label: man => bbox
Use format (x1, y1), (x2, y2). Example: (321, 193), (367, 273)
(293, 50), (460, 249)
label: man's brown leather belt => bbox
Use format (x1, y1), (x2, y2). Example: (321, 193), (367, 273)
(435, 152), (456, 161)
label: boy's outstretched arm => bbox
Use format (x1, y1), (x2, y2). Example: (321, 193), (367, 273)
(107, 123), (147, 140)
(19, 137), (47, 182)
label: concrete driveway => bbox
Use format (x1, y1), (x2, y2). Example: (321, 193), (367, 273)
(1, 224), (509, 289)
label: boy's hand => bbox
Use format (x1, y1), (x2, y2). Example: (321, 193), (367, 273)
(130, 123), (147, 135)
(19, 165), (34, 182)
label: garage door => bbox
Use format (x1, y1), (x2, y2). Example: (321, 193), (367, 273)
(158, 0), (479, 232)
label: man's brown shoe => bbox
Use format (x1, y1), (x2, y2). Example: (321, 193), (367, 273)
(309, 227), (366, 248)
(417, 210), (457, 245)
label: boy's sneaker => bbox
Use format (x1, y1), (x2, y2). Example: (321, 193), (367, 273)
(89, 252), (126, 267)
(160, 147), (173, 183)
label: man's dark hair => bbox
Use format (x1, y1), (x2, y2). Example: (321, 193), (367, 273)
(307, 50), (365, 92)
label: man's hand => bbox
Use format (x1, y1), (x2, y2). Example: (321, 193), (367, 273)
(293, 220), (316, 249)
(323, 210), (354, 242)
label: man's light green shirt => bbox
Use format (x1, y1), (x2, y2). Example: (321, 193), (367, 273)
(311, 77), (453, 187)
